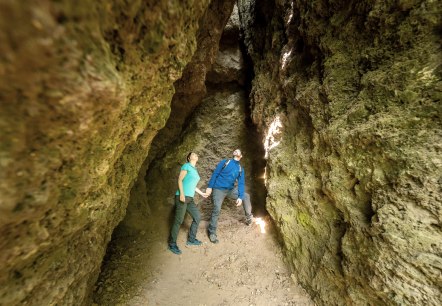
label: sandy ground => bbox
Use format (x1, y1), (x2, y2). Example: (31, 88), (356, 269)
(93, 201), (314, 306)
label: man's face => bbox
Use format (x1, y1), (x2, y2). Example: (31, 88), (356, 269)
(233, 149), (242, 159)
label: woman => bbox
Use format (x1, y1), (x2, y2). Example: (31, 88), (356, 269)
(168, 152), (207, 255)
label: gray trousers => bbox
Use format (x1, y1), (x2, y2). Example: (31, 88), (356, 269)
(208, 188), (252, 236)
(169, 196), (201, 245)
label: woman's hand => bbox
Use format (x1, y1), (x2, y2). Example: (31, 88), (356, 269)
(196, 188), (209, 198)
(179, 194), (185, 203)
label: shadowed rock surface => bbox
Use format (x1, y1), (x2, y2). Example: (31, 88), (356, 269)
(115, 1), (265, 246)
(238, 0), (441, 305)
(0, 1), (220, 304)
(93, 9), (271, 303)
(122, 0), (237, 233)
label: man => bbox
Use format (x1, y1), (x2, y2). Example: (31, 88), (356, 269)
(205, 149), (253, 244)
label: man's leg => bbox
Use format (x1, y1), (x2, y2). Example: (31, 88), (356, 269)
(208, 189), (227, 238)
(186, 197), (201, 243)
(242, 192), (253, 224)
(169, 196), (187, 246)
(227, 188), (253, 224)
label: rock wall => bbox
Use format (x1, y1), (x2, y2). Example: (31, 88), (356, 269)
(0, 1), (219, 304)
(123, 0), (237, 234)
(124, 3), (266, 239)
(145, 85), (254, 223)
(142, 22), (254, 223)
(238, 0), (441, 305)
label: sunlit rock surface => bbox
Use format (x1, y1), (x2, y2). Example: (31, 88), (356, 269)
(239, 0), (441, 305)
(0, 1), (214, 304)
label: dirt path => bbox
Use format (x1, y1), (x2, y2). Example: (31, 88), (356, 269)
(94, 202), (314, 306)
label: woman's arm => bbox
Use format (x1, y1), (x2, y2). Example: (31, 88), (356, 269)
(195, 187), (208, 198)
(177, 170), (187, 202)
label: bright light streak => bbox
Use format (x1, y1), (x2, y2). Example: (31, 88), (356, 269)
(261, 167), (268, 186)
(287, 1), (294, 24)
(281, 50), (292, 70)
(254, 217), (266, 234)
(264, 115), (283, 158)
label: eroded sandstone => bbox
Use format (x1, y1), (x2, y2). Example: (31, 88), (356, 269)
(239, 0), (441, 305)
(0, 1), (217, 304)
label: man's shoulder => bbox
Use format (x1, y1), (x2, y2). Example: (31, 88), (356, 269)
(218, 159), (228, 165)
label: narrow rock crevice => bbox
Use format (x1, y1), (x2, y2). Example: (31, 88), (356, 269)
(0, 1), (440, 305)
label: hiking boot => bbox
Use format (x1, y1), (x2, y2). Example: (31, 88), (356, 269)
(168, 244), (182, 255)
(209, 234), (219, 244)
(245, 215), (254, 226)
(186, 238), (202, 246)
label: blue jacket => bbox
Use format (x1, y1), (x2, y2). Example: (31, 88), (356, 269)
(208, 159), (245, 199)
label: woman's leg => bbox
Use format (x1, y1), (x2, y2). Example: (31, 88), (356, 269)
(186, 197), (201, 242)
(169, 195), (187, 246)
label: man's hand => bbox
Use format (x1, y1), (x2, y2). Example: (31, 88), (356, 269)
(236, 198), (242, 206)
(206, 188), (212, 196)
(179, 194), (185, 203)
(201, 192), (209, 198)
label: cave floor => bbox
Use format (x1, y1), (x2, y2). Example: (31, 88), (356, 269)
(93, 202), (313, 306)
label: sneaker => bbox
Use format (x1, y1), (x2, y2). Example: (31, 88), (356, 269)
(168, 244), (182, 255)
(186, 239), (202, 246)
(209, 234), (219, 244)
